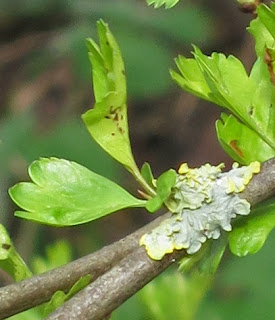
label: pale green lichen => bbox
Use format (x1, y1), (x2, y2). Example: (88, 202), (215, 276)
(140, 162), (260, 260)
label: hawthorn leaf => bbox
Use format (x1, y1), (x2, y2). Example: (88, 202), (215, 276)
(248, 10), (275, 58)
(170, 56), (212, 102)
(229, 200), (275, 257)
(43, 274), (91, 317)
(0, 224), (32, 281)
(257, 3), (275, 41)
(82, 20), (138, 175)
(9, 158), (146, 226)
(145, 169), (176, 213)
(141, 162), (155, 189)
(216, 113), (275, 165)
(171, 46), (275, 161)
(146, 0), (180, 9)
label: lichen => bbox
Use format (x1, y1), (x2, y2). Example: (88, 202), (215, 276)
(140, 161), (260, 260)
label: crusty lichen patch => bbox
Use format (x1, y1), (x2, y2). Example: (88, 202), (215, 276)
(140, 162), (260, 260)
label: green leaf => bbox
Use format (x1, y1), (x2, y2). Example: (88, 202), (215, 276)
(9, 158), (146, 226)
(43, 274), (91, 317)
(248, 10), (275, 58)
(171, 46), (275, 162)
(146, 0), (180, 9)
(229, 200), (275, 257)
(82, 20), (138, 176)
(216, 113), (275, 164)
(0, 224), (32, 281)
(140, 162), (155, 189)
(145, 169), (176, 213)
(257, 3), (275, 40)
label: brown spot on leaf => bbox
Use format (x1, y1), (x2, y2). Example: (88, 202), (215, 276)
(111, 132), (115, 136)
(113, 113), (119, 122)
(249, 106), (254, 116)
(118, 127), (124, 134)
(2, 243), (11, 250)
(264, 49), (275, 86)
(230, 140), (244, 158)
(121, 70), (125, 75)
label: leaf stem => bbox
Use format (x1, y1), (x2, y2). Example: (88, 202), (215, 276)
(131, 166), (157, 197)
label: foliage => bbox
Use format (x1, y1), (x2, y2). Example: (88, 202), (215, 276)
(1, 1), (275, 319)
(229, 199), (275, 256)
(0, 224), (32, 281)
(171, 46), (275, 164)
(9, 157), (145, 226)
(169, 1), (275, 260)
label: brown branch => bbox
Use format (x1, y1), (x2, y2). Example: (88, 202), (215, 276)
(45, 246), (184, 320)
(46, 158), (275, 320)
(0, 213), (170, 319)
(1, 158), (275, 320)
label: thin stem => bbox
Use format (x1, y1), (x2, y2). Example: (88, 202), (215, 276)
(131, 165), (157, 197)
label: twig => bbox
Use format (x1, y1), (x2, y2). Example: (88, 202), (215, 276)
(1, 158), (275, 320)
(46, 158), (275, 320)
(0, 213), (170, 319)
(46, 246), (184, 320)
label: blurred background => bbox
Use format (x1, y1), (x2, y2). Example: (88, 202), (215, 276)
(1, 0), (274, 319)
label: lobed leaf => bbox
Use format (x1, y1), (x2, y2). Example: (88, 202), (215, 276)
(248, 7), (275, 58)
(9, 158), (146, 226)
(82, 20), (138, 175)
(229, 200), (275, 257)
(171, 46), (275, 162)
(257, 3), (275, 41)
(216, 113), (275, 164)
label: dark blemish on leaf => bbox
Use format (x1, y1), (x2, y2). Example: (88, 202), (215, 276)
(106, 41), (110, 46)
(118, 127), (124, 134)
(120, 114), (124, 120)
(105, 115), (111, 119)
(114, 113), (119, 122)
(230, 140), (244, 158)
(264, 49), (275, 86)
(111, 132), (115, 136)
(2, 243), (11, 250)
(109, 106), (115, 114)
(249, 106), (254, 116)
(122, 70), (125, 75)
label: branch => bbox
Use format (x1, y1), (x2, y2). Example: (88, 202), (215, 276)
(1, 158), (275, 320)
(46, 158), (275, 320)
(0, 213), (170, 319)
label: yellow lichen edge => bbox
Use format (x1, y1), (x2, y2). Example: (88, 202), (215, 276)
(140, 161), (261, 260)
